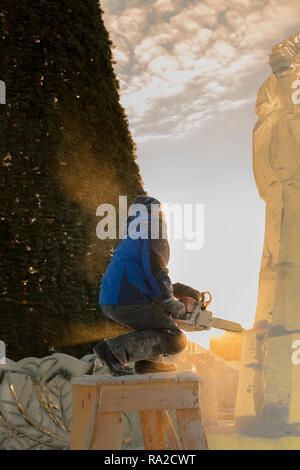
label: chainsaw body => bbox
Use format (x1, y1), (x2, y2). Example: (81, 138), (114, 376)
(174, 293), (243, 333)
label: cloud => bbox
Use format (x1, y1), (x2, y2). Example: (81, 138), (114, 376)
(101, 0), (300, 141)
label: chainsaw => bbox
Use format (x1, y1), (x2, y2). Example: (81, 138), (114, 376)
(174, 292), (243, 333)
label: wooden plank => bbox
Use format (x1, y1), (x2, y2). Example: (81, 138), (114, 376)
(83, 388), (102, 450)
(161, 410), (182, 450)
(93, 412), (123, 450)
(176, 408), (208, 450)
(72, 370), (201, 386)
(99, 382), (200, 412)
(70, 384), (98, 450)
(140, 411), (166, 450)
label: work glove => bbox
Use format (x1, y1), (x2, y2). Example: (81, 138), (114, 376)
(189, 309), (213, 331)
(163, 297), (187, 320)
(172, 282), (202, 301)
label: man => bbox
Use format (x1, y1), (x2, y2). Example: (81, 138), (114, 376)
(94, 195), (201, 376)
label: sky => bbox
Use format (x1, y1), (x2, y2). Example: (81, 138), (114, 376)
(100, 0), (300, 347)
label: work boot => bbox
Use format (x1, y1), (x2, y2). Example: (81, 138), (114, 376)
(93, 340), (134, 377)
(135, 359), (177, 374)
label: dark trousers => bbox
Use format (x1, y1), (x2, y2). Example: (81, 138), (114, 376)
(101, 303), (187, 364)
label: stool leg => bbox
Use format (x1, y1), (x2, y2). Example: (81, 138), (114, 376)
(139, 411), (166, 450)
(93, 412), (123, 450)
(70, 385), (98, 450)
(83, 388), (103, 450)
(176, 408), (208, 450)
(161, 410), (182, 450)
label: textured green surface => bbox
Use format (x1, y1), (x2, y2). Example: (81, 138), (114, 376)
(0, 0), (144, 360)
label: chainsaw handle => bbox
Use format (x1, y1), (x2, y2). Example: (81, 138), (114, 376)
(201, 291), (212, 310)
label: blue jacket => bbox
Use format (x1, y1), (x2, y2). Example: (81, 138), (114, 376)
(99, 214), (173, 305)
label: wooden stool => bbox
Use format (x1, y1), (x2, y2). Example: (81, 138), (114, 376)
(70, 371), (208, 450)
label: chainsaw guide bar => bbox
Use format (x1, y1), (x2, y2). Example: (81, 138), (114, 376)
(175, 294), (243, 333)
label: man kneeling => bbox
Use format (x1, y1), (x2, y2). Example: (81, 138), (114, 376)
(94, 196), (201, 376)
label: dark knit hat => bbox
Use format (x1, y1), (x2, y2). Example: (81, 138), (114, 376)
(131, 195), (161, 210)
